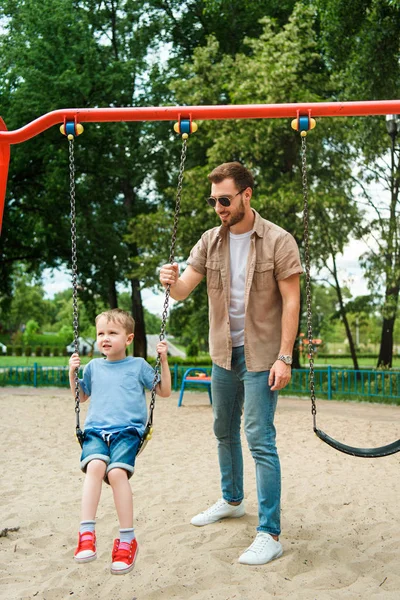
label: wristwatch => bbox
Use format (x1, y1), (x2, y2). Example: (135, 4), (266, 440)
(277, 354), (293, 365)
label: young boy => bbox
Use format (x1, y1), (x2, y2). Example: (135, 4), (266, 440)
(68, 308), (171, 575)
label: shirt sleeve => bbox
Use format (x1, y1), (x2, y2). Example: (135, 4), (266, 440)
(187, 235), (207, 275)
(274, 233), (303, 281)
(79, 361), (92, 396)
(140, 359), (160, 391)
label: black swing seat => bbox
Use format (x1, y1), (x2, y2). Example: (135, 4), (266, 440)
(314, 428), (400, 458)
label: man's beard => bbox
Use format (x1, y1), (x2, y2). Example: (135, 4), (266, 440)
(222, 199), (245, 228)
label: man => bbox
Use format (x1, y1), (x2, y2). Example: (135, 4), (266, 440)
(160, 162), (302, 565)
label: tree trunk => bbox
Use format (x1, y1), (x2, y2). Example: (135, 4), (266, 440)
(131, 277), (147, 358)
(376, 135), (400, 368)
(341, 308), (359, 370)
(377, 285), (399, 368)
(377, 316), (396, 368)
(108, 278), (118, 309)
(121, 179), (147, 358)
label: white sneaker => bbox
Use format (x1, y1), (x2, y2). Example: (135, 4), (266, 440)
(190, 498), (245, 527)
(238, 532), (283, 565)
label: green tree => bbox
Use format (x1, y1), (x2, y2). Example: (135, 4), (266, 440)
(6, 272), (48, 331)
(0, 0), (167, 358)
(131, 5), (363, 369)
(315, 0), (400, 366)
(23, 319), (40, 344)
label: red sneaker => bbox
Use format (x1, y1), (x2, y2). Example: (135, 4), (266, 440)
(111, 538), (138, 575)
(74, 531), (97, 563)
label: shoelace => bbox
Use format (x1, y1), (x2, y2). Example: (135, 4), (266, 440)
(77, 532), (95, 551)
(113, 541), (134, 562)
(248, 534), (272, 552)
(204, 499), (227, 515)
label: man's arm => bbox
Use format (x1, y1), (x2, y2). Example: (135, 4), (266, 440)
(269, 273), (301, 391)
(159, 263), (204, 300)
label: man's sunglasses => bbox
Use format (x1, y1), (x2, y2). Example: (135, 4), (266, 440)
(206, 188), (247, 208)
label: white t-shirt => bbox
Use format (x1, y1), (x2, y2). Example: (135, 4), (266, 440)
(229, 230), (253, 347)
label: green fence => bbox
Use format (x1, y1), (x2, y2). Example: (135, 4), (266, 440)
(1, 364), (399, 404)
(283, 366), (400, 403)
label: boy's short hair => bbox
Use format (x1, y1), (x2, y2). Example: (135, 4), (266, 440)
(95, 309), (135, 334)
(208, 162), (254, 191)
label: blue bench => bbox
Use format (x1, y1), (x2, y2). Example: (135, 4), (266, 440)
(178, 367), (212, 407)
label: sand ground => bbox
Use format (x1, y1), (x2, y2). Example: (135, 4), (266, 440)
(1, 387), (399, 600)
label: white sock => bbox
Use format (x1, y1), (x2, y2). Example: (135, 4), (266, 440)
(80, 520), (95, 534)
(119, 528), (135, 544)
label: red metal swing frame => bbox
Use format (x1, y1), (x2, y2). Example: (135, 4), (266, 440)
(1, 99), (400, 233)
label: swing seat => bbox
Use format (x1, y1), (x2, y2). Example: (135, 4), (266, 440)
(178, 368), (212, 407)
(314, 428), (400, 458)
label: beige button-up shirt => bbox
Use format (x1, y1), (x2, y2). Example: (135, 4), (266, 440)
(187, 210), (303, 371)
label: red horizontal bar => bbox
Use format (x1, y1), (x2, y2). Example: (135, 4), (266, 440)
(0, 100), (399, 145)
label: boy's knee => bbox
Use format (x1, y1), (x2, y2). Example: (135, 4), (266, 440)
(86, 458), (107, 477)
(107, 467), (129, 484)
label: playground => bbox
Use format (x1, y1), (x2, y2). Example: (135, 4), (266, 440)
(1, 2), (400, 594)
(1, 387), (399, 600)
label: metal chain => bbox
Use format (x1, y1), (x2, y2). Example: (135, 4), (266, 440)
(301, 135), (317, 429)
(69, 138), (81, 434)
(147, 136), (188, 428)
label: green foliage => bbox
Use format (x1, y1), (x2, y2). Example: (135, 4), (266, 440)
(15, 346), (23, 356)
(35, 346), (42, 357)
(168, 285), (209, 351)
(57, 325), (74, 347)
(24, 346), (31, 357)
(186, 341), (199, 357)
(23, 319), (40, 344)
(317, 0), (400, 103)
(1, 0), (400, 368)
(315, 0), (400, 365)
(3, 273), (48, 330)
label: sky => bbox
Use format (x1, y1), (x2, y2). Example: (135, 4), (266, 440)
(42, 236), (371, 316)
(42, 152), (388, 315)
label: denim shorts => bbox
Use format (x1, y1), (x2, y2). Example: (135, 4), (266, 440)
(80, 428), (141, 484)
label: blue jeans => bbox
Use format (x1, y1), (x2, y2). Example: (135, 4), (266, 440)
(80, 428), (141, 484)
(211, 346), (281, 535)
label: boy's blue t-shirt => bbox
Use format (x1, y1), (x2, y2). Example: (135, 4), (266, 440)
(79, 356), (158, 437)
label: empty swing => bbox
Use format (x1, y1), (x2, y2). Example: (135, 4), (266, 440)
(295, 114), (400, 458)
(63, 117), (197, 455)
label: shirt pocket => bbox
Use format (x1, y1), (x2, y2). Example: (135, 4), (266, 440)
(206, 259), (221, 290)
(252, 261), (274, 290)
(120, 373), (139, 393)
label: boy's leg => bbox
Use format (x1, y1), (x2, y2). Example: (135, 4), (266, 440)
(75, 431), (110, 564)
(81, 459), (107, 520)
(108, 467), (138, 575)
(107, 467), (133, 528)
(107, 430), (140, 575)
(75, 460), (107, 563)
